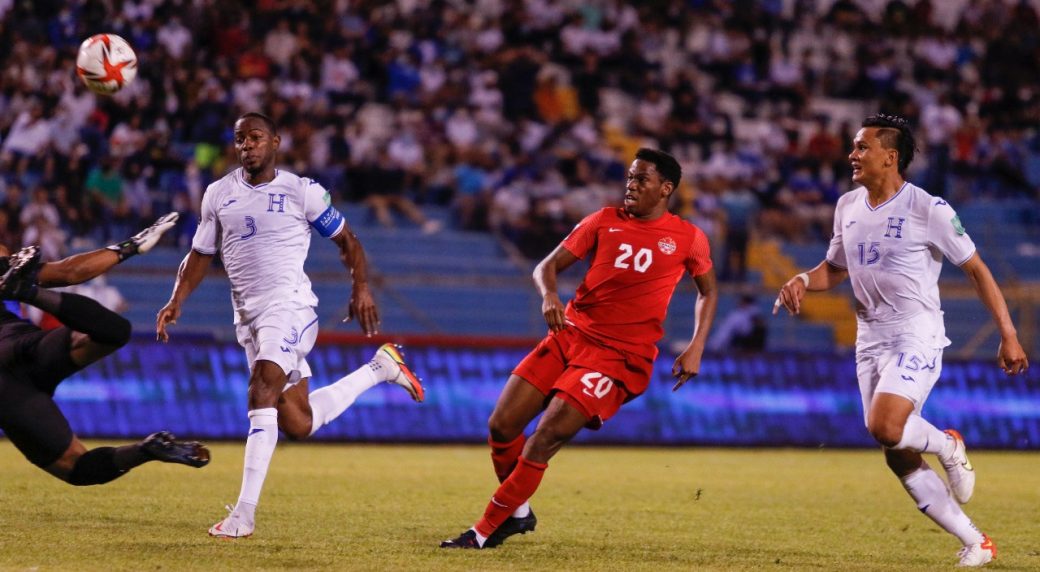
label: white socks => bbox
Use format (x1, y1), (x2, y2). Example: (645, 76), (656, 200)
(901, 465), (984, 545)
(513, 502), (530, 518)
(894, 415), (953, 457)
(235, 407), (279, 520)
(307, 361), (382, 436)
(471, 528), (488, 547)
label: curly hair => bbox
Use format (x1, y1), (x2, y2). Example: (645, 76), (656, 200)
(861, 113), (917, 173)
(635, 147), (681, 188)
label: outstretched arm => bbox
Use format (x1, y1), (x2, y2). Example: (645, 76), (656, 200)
(156, 249), (213, 342)
(773, 260), (848, 316)
(672, 268), (718, 391)
(960, 253), (1029, 374)
(332, 224), (379, 336)
(37, 212), (179, 287)
(38, 249), (121, 288)
(533, 244), (581, 333)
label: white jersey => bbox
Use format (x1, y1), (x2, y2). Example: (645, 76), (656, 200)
(825, 182), (976, 341)
(192, 168), (345, 324)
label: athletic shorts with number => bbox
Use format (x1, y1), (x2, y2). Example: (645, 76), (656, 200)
(235, 301), (318, 386)
(855, 322), (946, 425)
(513, 326), (654, 429)
(0, 319), (81, 467)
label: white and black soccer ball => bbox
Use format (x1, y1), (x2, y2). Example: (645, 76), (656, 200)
(76, 34), (138, 95)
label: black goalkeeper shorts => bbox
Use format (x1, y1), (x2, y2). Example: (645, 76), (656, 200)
(0, 323), (82, 467)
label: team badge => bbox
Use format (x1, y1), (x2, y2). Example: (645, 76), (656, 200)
(658, 236), (676, 255)
(950, 215), (965, 235)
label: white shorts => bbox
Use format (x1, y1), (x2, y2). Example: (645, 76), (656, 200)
(855, 332), (944, 425)
(235, 302), (318, 386)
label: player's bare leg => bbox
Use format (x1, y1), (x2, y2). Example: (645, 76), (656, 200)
(487, 375), (546, 444)
(278, 378), (314, 440)
(520, 395), (588, 464)
(442, 395), (587, 549)
(278, 345), (424, 441)
(870, 392), (975, 501)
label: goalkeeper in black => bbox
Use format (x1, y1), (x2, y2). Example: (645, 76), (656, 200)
(0, 213), (210, 485)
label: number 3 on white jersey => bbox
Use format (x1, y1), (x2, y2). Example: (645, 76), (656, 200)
(241, 216), (257, 240)
(614, 243), (652, 272)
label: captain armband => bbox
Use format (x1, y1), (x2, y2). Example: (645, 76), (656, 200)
(310, 206), (345, 238)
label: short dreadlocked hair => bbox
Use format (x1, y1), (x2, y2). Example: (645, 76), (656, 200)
(862, 113), (917, 173)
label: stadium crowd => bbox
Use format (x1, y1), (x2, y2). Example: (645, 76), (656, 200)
(0, 0), (1037, 275)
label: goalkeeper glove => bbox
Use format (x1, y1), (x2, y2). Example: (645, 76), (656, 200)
(106, 212), (179, 262)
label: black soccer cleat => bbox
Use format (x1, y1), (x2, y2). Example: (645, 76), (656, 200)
(0, 245), (41, 301)
(439, 529), (484, 549)
(141, 431), (211, 468)
(484, 510), (537, 548)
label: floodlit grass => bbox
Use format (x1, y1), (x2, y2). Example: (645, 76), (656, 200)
(1, 442), (1038, 571)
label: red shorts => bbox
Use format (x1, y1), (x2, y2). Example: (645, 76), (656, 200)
(513, 327), (653, 429)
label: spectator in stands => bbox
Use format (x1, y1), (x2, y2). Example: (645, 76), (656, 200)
(364, 148), (442, 234)
(452, 150), (493, 231)
(0, 182), (25, 244)
(921, 93), (962, 197)
(0, 211), (18, 253)
(708, 294), (766, 352)
(85, 157), (128, 242)
(1, 101), (52, 183)
(0, 0), (1036, 256)
(122, 163), (154, 228)
(20, 187), (66, 261)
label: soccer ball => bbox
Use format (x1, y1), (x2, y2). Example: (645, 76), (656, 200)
(76, 34), (137, 95)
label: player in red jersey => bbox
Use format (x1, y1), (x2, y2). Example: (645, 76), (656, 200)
(440, 148), (718, 549)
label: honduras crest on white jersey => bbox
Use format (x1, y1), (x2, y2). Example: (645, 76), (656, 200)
(825, 182), (975, 335)
(191, 168), (345, 323)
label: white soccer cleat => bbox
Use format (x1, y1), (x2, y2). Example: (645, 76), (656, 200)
(208, 505), (254, 539)
(374, 343), (425, 402)
(939, 429), (975, 504)
(133, 212), (179, 254)
(957, 534), (996, 567)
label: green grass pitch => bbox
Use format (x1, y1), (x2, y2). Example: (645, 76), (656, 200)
(1, 441), (1038, 571)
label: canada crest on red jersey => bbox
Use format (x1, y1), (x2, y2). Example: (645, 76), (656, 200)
(658, 236), (677, 255)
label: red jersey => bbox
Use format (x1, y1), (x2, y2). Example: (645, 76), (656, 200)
(561, 207), (713, 362)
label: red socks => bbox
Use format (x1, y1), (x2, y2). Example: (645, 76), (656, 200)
(489, 434), (526, 483)
(475, 456), (547, 538)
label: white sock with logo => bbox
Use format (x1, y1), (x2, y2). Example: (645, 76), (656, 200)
(894, 415), (953, 457)
(235, 407), (279, 522)
(307, 361), (382, 436)
(900, 465), (984, 545)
